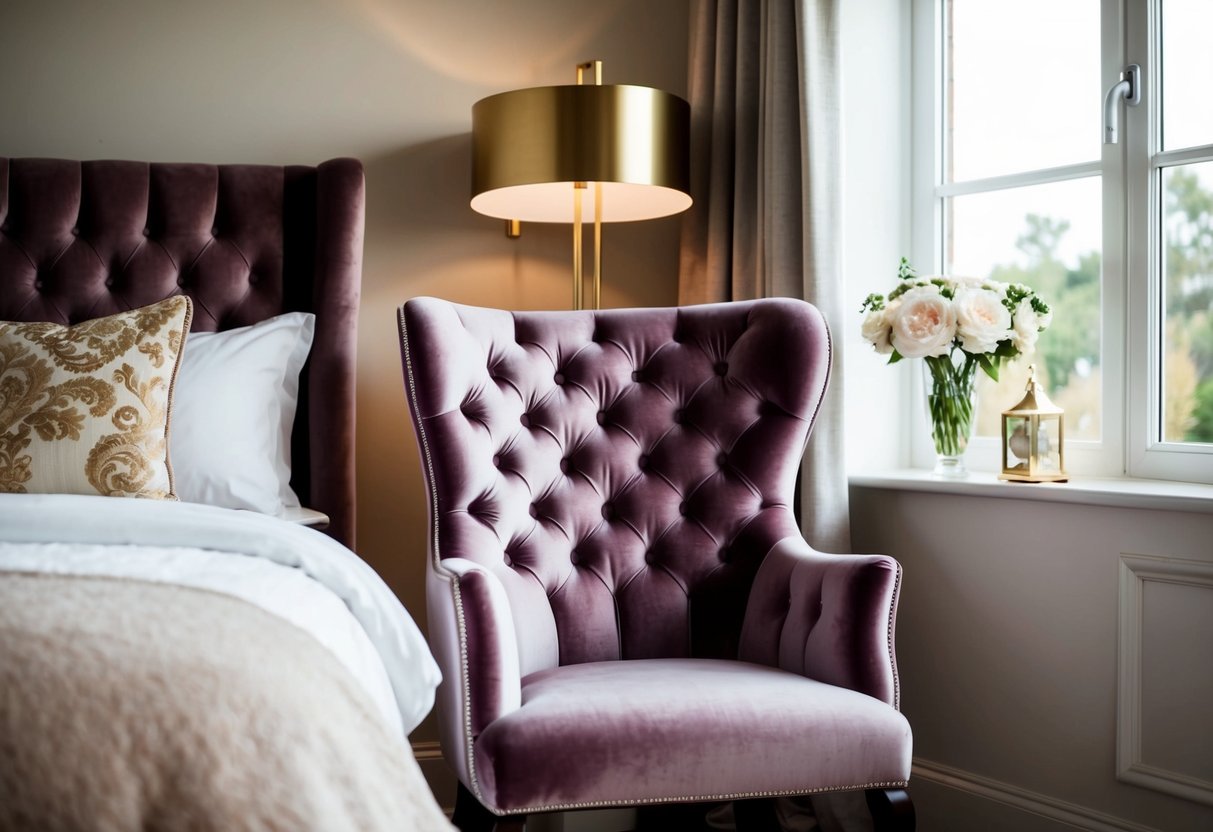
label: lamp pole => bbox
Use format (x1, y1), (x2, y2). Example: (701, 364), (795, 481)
(574, 61), (604, 311)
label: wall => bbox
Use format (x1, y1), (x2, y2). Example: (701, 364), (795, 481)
(853, 486), (1213, 832)
(0, 0), (688, 814)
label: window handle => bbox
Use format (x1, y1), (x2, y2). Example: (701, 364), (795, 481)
(1103, 64), (1141, 144)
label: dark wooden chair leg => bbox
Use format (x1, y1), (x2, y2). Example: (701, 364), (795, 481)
(636, 801), (715, 830)
(866, 788), (915, 832)
(733, 797), (781, 832)
(452, 782), (526, 832)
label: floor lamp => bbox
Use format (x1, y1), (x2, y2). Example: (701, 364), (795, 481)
(470, 61), (691, 310)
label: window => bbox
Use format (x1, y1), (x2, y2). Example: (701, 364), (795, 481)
(912, 0), (1213, 483)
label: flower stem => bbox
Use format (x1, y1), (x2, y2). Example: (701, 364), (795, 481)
(924, 353), (979, 457)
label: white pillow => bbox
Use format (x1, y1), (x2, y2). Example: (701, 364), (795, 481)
(170, 312), (315, 515)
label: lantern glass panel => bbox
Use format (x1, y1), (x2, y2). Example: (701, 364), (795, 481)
(1038, 414), (1063, 473)
(1005, 415), (1033, 470)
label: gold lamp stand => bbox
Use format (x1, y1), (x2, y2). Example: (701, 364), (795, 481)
(572, 62), (603, 310)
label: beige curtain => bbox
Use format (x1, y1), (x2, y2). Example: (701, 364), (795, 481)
(679, 0), (849, 555)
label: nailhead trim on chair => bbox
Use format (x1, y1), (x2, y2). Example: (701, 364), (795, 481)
(482, 779), (913, 816)
(447, 577), (483, 800)
(399, 309), (484, 801)
(888, 564), (902, 711)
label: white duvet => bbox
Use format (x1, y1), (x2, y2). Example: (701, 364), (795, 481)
(0, 493), (440, 739)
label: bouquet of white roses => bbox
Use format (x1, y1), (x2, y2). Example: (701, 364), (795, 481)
(859, 258), (1052, 461)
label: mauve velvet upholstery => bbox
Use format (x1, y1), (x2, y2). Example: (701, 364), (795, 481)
(476, 659), (911, 810)
(399, 297), (910, 814)
(0, 157), (364, 547)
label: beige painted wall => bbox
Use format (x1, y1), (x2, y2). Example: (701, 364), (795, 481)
(0, 0), (688, 784)
(853, 486), (1213, 831)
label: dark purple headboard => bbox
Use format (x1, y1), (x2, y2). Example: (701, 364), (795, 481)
(0, 157), (364, 548)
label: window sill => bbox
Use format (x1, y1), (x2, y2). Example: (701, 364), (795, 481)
(849, 469), (1213, 515)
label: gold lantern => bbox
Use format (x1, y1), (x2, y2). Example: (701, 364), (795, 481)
(1000, 365), (1068, 483)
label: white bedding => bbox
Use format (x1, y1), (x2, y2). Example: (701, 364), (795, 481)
(0, 493), (440, 738)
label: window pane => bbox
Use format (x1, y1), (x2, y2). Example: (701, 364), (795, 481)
(1161, 0), (1213, 151)
(949, 1), (1100, 181)
(947, 177), (1102, 440)
(1161, 162), (1213, 444)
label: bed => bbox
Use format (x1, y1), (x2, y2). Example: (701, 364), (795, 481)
(0, 157), (451, 830)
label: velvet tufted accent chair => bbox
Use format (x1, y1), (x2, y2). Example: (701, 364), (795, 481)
(399, 297), (913, 832)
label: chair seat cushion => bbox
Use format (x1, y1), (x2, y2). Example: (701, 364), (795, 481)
(472, 658), (912, 813)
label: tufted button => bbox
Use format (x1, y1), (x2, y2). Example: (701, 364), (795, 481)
(492, 454), (502, 469)
(34, 277), (44, 291)
(644, 551), (654, 565)
(631, 370), (644, 383)
(570, 550), (580, 566)
(503, 553), (514, 567)
(673, 409), (685, 425)
(559, 457), (572, 474)
(104, 276), (114, 288)
(528, 503), (539, 519)
(70, 227), (79, 237)
(553, 371), (565, 385)
(601, 502), (615, 521)
(596, 410), (607, 426)
(142, 227), (151, 237)
(520, 413), (532, 427)
(678, 501), (689, 517)
(719, 546), (731, 562)
(248, 273), (259, 286)
(637, 454), (649, 471)
(714, 361), (728, 376)
(716, 451), (728, 467)
(211, 226), (219, 236)
(177, 276), (187, 287)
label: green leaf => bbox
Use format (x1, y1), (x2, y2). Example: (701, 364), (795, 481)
(888, 349), (904, 365)
(994, 340), (1017, 358)
(860, 292), (886, 313)
(978, 353), (1000, 382)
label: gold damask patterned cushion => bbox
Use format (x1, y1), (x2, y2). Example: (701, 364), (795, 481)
(0, 296), (192, 499)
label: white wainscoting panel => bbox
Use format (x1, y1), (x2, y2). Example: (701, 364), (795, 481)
(1117, 554), (1213, 807)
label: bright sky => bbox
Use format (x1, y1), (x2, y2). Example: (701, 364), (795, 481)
(946, 0), (1213, 276)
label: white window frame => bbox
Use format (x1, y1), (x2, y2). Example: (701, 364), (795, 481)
(1125, 0), (1213, 482)
(910, 0), (1212, 484)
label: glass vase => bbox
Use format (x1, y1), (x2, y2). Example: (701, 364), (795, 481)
(922, 353), (979, 479)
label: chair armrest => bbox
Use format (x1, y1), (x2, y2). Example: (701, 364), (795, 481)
(427, 558), (523, 741)
(738, 536), (903, 707)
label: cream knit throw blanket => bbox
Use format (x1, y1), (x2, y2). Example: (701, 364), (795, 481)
(0, 572), (453, 831)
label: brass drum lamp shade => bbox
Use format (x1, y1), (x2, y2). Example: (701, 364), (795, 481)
(471, 84), (692, 223)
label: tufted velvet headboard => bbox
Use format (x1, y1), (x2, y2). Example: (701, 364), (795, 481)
(0, 157), (364, 548)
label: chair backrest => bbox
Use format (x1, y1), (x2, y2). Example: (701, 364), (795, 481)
(400, 297), (831, 674)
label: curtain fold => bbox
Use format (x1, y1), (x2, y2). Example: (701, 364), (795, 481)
(680, 0), (849, 554)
